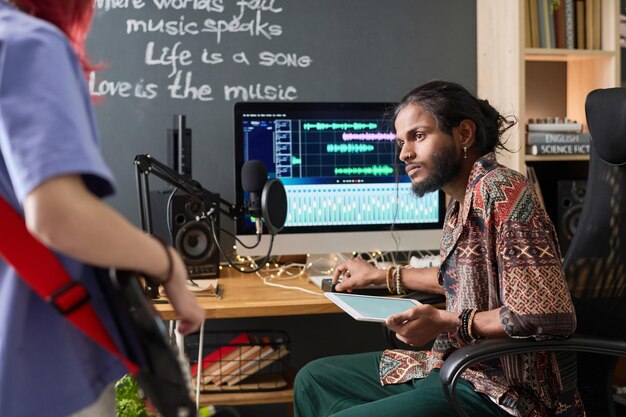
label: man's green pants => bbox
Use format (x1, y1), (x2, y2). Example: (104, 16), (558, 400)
(294, 352), (511, 417)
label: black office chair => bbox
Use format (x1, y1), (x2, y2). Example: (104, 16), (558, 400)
(439, 87), (626, 417)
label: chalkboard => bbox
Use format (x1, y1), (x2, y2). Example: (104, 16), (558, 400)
(87, 0), (476, 236)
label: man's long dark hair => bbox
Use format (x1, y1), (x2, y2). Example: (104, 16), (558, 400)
(393, 80), (517, 155)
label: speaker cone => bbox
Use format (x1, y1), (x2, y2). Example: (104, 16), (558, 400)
(174, 220), (216, 265)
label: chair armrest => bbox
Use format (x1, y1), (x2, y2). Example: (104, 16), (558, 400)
(439, 335), (626, 417)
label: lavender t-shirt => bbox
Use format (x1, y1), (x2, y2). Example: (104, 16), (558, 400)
(0, 4), (125, 416)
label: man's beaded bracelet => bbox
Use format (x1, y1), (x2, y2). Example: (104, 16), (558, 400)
(386, 266), (395, 294)
(456, 308), (482, 344)
(395, 265), (406, 295)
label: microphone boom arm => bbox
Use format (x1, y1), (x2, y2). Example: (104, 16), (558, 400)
(134, 154), (243, 222)
(134, 153), (284, 275)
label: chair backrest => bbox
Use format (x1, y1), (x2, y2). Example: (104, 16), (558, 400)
(564, 87), (626, 316)
(563, 87), (626, 417)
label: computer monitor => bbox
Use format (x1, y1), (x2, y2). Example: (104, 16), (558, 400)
(234, 102), (445, 256)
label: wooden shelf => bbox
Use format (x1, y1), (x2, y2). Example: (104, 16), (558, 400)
(196, 372), (294, 406)
(198, 388), (294, 406)
(526, 48), (617, 61)
(525, 154), (590, 162)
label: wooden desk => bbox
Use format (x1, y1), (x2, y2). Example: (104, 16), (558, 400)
(155, 268), (341, 409)
(155, 268), (341, 320)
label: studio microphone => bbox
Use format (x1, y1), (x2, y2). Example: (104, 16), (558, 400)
(241, 160), (288, 236)
(241, 160), (267, 233)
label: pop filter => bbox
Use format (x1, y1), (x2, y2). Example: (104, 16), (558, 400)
(241, 160), (287, 236)
(261, 179), (288, 235)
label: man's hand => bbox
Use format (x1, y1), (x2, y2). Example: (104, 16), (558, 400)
(332, 257), (385, 292)
(385, 304), (458, 347)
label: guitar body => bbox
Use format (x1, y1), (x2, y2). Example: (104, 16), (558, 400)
(106, 269), (196, 417)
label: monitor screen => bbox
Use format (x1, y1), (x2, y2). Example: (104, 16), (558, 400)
(234, 102), (444, 256)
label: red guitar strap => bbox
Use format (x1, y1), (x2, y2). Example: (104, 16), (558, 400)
(0, 196), (138, 374)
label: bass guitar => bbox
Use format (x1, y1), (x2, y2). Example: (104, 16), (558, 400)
(104, 268), (197, 417)
(0, 194), (196, 417)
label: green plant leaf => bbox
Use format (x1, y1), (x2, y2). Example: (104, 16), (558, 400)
(115, 374), (152, 417)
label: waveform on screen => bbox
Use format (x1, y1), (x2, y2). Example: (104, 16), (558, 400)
(285, 183), (439, 226)
(342, 132), (396, 141)
(303, 122), (378, 131)
(334, 165), (394, 176)
(326, 143), (375, 153)
(291, 156), (302, 165)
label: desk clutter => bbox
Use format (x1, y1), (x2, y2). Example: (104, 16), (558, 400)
(185, 278), (222, 298)
(185, 330), (291, 393)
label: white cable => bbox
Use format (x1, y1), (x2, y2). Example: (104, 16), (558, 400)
(255, 263), (308, 281)
(243, 258), (324, 295)
(260, 278), (324, 296)
(169, 320), (175, 339)
(195, 320), (205, 410)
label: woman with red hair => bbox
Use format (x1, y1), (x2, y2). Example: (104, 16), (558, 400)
(0, 1), (204, 416)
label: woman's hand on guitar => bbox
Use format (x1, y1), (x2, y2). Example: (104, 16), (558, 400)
(161, 249), (204, 335)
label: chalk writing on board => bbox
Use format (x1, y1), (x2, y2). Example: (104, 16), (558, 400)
(90, 0), (307, 102)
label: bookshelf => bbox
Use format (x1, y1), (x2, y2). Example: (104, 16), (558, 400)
(476, 0), (620, 250)
(477, 0), (620, 172)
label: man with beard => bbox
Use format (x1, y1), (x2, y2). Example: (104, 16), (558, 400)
(293, 81), (584, 417)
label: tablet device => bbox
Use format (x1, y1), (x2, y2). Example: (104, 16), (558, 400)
(324, 292), (421, 322)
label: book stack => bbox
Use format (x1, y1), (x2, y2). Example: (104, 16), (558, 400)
(192, 332), (290, 390)
(525, 0), (602, 49)
(526, 121), (591, 156)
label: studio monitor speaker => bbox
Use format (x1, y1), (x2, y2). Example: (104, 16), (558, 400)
(150, 190), (220, 279)
(557, 180), (586, 254)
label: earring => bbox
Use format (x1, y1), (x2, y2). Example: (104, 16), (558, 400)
(463, 146), (467, 159)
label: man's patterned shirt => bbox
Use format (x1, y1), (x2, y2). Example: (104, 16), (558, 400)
(379, 153), (585, 416)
